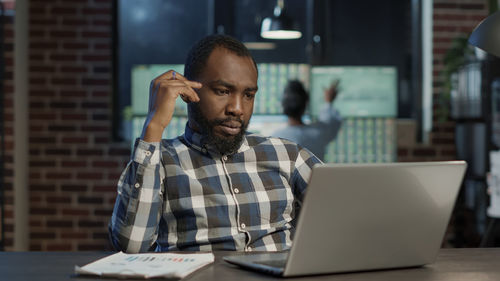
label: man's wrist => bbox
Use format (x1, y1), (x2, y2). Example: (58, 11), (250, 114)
(142, 122), (164, 142)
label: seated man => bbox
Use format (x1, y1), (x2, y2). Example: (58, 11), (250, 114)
(272, 80), (342, 161)
(109, 35), (321, 253)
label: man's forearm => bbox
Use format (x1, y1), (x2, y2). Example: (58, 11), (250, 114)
(109, 140), (164, 253)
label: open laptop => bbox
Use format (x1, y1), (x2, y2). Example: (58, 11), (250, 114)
(223, 161), (467, 277)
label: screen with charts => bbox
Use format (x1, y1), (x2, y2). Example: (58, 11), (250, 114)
(130, 64), (397, 163)
(309, 66), (397, 118)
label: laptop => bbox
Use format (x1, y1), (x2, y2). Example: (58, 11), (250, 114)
(223, 161), (467, 277)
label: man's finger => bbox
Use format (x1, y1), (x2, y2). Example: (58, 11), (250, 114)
(178, 86), (200, 103)
(154, 77), (202, 89)
(153, 69), (176, 81)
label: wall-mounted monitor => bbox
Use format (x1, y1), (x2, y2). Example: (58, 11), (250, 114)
(310, 66), (397, 118)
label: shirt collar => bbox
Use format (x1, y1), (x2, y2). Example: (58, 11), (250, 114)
(182, 123), (251, 156)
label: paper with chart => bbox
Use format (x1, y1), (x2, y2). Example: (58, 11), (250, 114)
(75, 251), (214, 279)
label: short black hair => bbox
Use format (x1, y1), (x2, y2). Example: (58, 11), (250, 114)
(282, 80), (309, 119)
(184, 34), (257, 81)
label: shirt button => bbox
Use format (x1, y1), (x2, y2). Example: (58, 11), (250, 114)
(134, 183), (140, 188)
(234, 188), (240, 194)
(241, 223), (246, 229)
(145, 151), (152, 156)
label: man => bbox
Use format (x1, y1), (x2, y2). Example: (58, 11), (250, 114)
(109, 35), (321, 253)
(272, 80), (342, 161)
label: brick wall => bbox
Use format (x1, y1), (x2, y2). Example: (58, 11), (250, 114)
(397, 0), (489, 162)
(2, 0), (131, 251)
(0, 0), (491, 250)
(26, 0), (130, 251)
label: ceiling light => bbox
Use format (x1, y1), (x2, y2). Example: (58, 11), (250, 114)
(260, 0), (302, 40)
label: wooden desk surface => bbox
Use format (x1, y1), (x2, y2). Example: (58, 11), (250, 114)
(0, 248), (499, 280)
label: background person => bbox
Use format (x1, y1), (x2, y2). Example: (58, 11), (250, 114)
(272, 80), (342, 161)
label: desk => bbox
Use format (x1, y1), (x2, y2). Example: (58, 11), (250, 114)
(0, 248), (500, 280)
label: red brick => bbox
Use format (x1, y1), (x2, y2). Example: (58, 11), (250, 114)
(46, 172), (72, 180)
(61, 113), (88, 120)
(45, 149), (72, 155)
(48, 102), (77, 109)
(61, 185), (87, 192)
(60, 161), (87, 168)
(46, 196), (72, 204)
(46, 220), (73, 228)
(92, 161), (118, 168)
(51, 77), (78, 85)
(77, 172), (104, 180)
(78, 244), (106, 251)
(30, 244), (42, 251)
(30, 113), (57, 120)
(77, 149), (103, 156)
(60, 66), (88, 73)
(60, 90), (87, 97)
(92, 113), (109, 120)
(30, 195), (42, 203)
(30, 161), (57, 167)
(30, 220), (42, 227)
(94, 185), (116, 192)
(61, 18), (88, 26)
(93, 232), (109, 240)
(30, 172), (42, 179)
(93, 19), (111, 26)
(78, 220), (105, 228)
(94, 43), (110, 50)
(81, 125), (110, 132)
(30, 232), (56, 239)
(95, 137), (110, 144)
(82, 54), (111, 62)
(30, 42), (59, 50)
(30, 184), (56, 192)
(81, 31), (110, 38)
(412, 148), (437, 157)
(78, 196), (104, 204)
(49, 30), (77, 38)
(47, 244), (73, 251)
(109, 148), (130, 156)
(62, 208), (90, 216)
(61, 137), (89, 144)
(30, 208), (57, 215)
(94, 209), (112, 216)
(62, 232), (89, 239)
(62, 42), (91, 50)
(81, 7), (111, 15)
(81, 78), (110, 86)
(30, 18), (58, 25)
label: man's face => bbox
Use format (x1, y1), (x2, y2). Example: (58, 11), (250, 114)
(189, 47), (258, 155)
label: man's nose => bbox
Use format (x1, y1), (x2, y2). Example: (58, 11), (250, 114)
(226, 94), (244, 117)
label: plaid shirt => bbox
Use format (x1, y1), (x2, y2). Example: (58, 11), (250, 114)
(109, 125), (321, 253)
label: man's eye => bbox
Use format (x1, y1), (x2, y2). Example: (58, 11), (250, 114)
(245, 93), (255, 99)
(215, 89), (229, 95)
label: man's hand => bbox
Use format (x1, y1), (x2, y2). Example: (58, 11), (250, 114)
(324, 79), (340, 103)
(141, 70), (202, 142)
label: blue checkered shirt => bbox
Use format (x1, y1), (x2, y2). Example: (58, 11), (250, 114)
(109, 125), (321, 253)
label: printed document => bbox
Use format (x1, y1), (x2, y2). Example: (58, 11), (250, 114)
(75, 251), (214, 279)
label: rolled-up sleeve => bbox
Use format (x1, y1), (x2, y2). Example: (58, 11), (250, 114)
(109, 139), (164, 253)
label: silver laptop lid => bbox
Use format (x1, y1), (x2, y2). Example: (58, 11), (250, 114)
(285, 161), (467, 277)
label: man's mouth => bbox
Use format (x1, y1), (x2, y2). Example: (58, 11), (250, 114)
(218, 121), (242, 136)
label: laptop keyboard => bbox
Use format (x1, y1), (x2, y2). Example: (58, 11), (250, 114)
(254, 258), (287, 268)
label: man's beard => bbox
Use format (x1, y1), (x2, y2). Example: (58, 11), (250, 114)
(190, 103), (248, 155)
